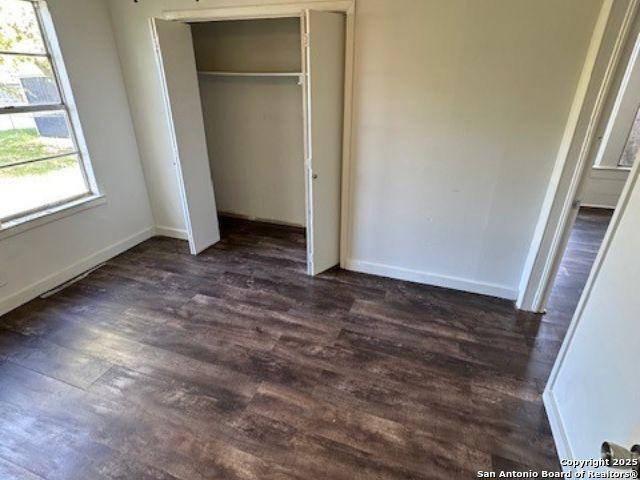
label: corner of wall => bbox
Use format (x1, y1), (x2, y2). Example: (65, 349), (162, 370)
(103, 0), (156, 228)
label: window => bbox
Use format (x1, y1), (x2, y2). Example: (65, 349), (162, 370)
(617, 105), (640, 168)
(0, 0), (96, 227)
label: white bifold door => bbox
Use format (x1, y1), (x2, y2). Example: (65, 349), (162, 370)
(303, 10), (346, 275)
(151, 18), (220, 255)
(151, 13), (346, 273)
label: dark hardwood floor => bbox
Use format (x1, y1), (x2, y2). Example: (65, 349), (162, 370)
(0, 211), (612, 479)
(545, 207), (613, 323)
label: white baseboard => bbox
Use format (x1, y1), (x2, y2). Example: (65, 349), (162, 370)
(543, 389), (573, 473)
(344, 259), (518, 300)
(155, 225), (189, 240)
(218, 211), (305, 229)
(0, 226), (155, 317)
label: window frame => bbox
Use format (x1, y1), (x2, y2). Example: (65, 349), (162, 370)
(591, 23), (640, 172)
(0, 0), (101, 230)
(614, 103), (640, 168)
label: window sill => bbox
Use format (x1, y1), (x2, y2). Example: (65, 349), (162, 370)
(0, 194), (106, 241)
(592, 165), (633, 172)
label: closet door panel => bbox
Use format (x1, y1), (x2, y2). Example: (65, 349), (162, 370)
(151, 18), (220, 254)
(305, 10), (345, 275)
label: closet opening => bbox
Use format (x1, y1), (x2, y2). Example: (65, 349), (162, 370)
(151, 9), (347, 276)
(191, 17), (307, 246)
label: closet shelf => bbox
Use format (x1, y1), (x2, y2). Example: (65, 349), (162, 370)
(198, 71), (303, 77)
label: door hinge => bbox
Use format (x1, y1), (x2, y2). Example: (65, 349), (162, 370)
(302, 33), (309, 48)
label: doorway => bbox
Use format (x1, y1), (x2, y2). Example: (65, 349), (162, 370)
(518, 1), (640, 315)
(543, 17), (640, 322)
(190, 16), (309, 259)
(150, 4), (353, 276)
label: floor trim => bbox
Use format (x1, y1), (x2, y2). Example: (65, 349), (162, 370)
(155, 225), (189, 240)
(543, 389), (573, 473)
(0, 226), (155, 317)
(217, 211), (305, 229)
(344, 259), (517, 300)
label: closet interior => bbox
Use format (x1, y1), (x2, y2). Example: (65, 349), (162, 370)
(191, 18), (307, 229)
(152, 10), (345, 272)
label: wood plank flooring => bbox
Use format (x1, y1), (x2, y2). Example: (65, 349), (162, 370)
(0, 211), (611, 479)
(545, 207), (613, 321)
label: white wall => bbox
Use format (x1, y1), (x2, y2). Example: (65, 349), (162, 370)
(546, 165), (640, 468)
(192, 20), (306, 226)
(0, 0), (154, 315)
(198, 76), (306, 226)
(107, 0), (603, 300)
(107, 0), (189, 236)
(581, 167), (628, 208)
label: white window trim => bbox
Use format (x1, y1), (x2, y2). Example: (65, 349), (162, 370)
(0, 194), (105, 240)
(592, 164), (632, 172)
(0, 0), (102, 232)
(593, 30), (640, 170)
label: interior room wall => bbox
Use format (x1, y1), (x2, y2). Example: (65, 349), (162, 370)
(107, 0), (603, 300)
(546, 166), (640, 468)
(191, 18), (302, 72)
(192, 20), (306, 226)
(0, 0), (154, 315)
